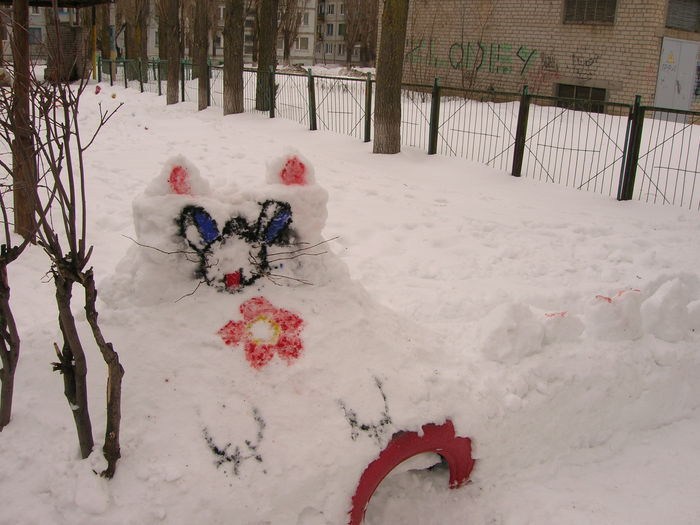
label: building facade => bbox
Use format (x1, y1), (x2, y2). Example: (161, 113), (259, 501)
(402, 0), (700, 111)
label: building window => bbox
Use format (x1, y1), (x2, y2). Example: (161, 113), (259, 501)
(338, 23), (346, 36)
(244, 33), (253, 42)
(326, 23), (334, 36)
(337, 43), (345, 56)
(666, 0), (700, 32)
(318, 3), (325, 14)
(328, 3), (335, 14)
(244, 18), (255, 28)
(31, 6), (40, 14)
(340, 3), (345, 14)
(564, 0), (617, 24)
(303, 12), (310, 25)
(219, 5), (225, 20)
(244, 45), (254, 55)
(296, 37), (309, 50)
(28, 27), (42, 45)
(325, 42), (333, 54)
(557, 83), (607, 113)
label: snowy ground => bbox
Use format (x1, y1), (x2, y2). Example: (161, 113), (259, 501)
(1, 81), (700, 525)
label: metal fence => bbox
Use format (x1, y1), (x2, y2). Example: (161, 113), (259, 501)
(99, 58), (700, 212)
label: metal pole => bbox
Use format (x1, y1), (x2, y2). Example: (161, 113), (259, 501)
(428, 77), (441, 155)
(364, 72), (372, 143)
(511, 85), (531, 177)
(307, 69), (317, 131)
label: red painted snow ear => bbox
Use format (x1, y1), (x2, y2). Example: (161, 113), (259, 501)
(348, 420), (475, 525)
(169, 165), (192, 195)
(279, 156), (307, 186)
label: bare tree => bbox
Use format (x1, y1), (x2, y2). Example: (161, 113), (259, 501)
(360, 0), (379, 66)
(158, 0), (181, 104)
(344, 0), (378, 67)
(256, 0), (278, 110)
(10, 0), (37, 239)
(373, 0), (409, 154)
(193, 0), (209, 109)
(278, 0), (306, 66)
(223, 0), (245, 115)
(117, 0), (150, 80)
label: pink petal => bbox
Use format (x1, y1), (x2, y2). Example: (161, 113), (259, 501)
(218, 320), (246, 346)
(274, 334), (303, 363)
(245, 341), (275, 369)
(240, 296), (276, 320)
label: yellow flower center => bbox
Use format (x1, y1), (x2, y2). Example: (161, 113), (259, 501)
(246, 315), (281, 345)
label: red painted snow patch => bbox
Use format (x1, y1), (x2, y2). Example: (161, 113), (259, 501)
(225, 272), (241, 290)
(168, 165), (192, 195)
(348, 420), (475, 525)
(545, 311), (568, 318)
(595, 289), (641, 303)
(218, 297), (305, 369)
(95, 85), (101, 95)
(279, 156), (307, 185)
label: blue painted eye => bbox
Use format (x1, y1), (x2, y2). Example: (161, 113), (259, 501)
(194, 211), (219, 243)
(265, 209), (291, 243)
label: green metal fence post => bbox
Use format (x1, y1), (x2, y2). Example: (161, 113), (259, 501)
(511, 85), (531, 177)
(268, 66), (276, 119)
(157, 59), (162, 96)
(123, 60), (128, 89)
(428, 77), (441, 155)
(109, 59), (113, 86)
(364, 72), (373, 143)
(138, 58), (144, 93)
(181, 60), (186, 102)
(618, 95), (645, 201)
(97, 56), (102, 82)
(307, 69), (317, 131)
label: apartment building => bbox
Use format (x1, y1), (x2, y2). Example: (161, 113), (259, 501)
(314, 0), (361, 65)
(402, 0), (700, 112)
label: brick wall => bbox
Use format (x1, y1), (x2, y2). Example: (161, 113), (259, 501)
(401, 0), (700, 110)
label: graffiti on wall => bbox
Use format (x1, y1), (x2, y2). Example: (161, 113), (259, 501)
(406, 38), (539, 77)
(570, 48), (601, 81)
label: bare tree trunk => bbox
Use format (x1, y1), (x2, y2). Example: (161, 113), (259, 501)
(54, 273), (94, 459)
(163, 0), (181, 105)
(373, 0), (409, 154)
(194, 0), (209, 110)
(0, 264), (20, 430)
(223, 0), (245, 115)
(140, 0), (149, 81)
(10, 0), (37, 240)
(255, 0), (278, 111)
(84, 270), (124, 479)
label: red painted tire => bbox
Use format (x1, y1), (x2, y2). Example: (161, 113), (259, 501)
(348, 420), (475, 525)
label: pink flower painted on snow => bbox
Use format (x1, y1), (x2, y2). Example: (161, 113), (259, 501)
(218, 297), (305, 369)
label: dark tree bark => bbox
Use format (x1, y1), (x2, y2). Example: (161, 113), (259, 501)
(84, 270), (124, 478)
(194, 0), (209, 110)
(54, 272), (94, 459)
(162, 0), (181, 105)
(223, 0), (245, 115)
(255, 0), (278, 111)
(0, 264), (20, 430)
(10, 0), (37, 239)
(373, 0), (409, 154)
